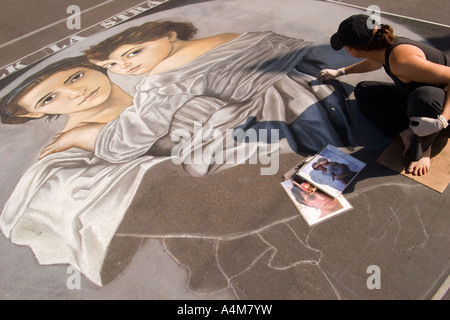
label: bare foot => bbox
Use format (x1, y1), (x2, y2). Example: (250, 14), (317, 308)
(406, 146), (431, 176)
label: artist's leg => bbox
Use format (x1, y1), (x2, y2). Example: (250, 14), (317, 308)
(405, 86), (446, 175)
(354, 81), (409, 137)
(355, 81), (415, 163)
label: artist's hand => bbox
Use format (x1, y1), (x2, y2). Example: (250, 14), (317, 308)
(409, 115), (448, 136)
(317, 68), (345, 81)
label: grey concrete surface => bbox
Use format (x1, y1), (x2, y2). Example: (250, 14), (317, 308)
(320, 0), (450, 54)
(0, 0), (448, 301)
(0, 0), (168, 69)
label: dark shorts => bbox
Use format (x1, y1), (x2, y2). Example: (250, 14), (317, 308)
(354, 81), (446, 161)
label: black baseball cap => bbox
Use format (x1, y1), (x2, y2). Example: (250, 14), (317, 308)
(330, 14), (376, 50)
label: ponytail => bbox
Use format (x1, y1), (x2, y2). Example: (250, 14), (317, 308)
(362, 24), (396, 50)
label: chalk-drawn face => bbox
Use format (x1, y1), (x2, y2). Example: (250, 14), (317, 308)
(18, 68), (112, 118)
(93, 35), (176, 75)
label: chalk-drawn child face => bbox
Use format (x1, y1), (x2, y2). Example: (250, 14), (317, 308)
(92, 34), (176, 75)
(18, 68), (112, 118)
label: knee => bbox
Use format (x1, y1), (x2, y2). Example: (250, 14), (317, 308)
(354, 81), (370, 101)
(407, 87), (445, 118)
(407, 88), (428, 110)
(354, 81), (376, 116)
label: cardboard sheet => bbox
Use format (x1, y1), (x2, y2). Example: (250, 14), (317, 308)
(376, 133), (450, 193)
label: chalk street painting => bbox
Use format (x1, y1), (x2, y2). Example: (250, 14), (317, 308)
(1, 0), (440, 299)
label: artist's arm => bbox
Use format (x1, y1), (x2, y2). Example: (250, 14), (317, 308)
(39, 123), (106, 159)
(390, 46), (450, 135)
(318, 59), (383, 81)
(343, 59), (383, 75)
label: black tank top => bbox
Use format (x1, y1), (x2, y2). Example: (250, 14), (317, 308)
(383, 37), (449, 94)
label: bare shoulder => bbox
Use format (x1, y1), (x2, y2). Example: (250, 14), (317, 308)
(202, 33), (242, 46)
(389, 43), (428, 77)
(210, 33), (242, 40)
(390, 44), (426, 64)
(389, 43), (450, 83)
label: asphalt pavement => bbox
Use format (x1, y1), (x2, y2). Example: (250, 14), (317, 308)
(0, 0), (448, 301)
